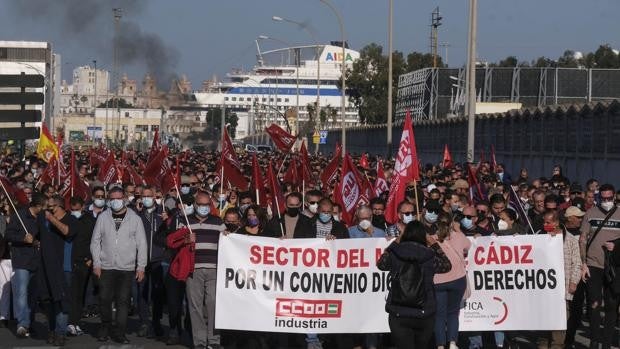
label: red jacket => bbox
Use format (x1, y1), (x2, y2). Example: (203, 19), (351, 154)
(167, 226), (195, 281)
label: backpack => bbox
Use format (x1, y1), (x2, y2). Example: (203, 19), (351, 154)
(388, 256), (426, 308)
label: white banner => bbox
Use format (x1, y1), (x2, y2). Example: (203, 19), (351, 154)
(459, 235), (566, 331)
(215, 234), (391, 333)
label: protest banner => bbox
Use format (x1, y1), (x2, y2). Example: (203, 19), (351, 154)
(459, 234), (566, 331)
(215, 234), (392, 333)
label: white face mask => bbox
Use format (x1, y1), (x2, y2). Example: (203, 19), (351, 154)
(498, 219), (509, 230)
(332, 215), (340, 222)
(358, 219), (372, 230)
(601, 201), (615, 211)
(402, 214), (414, 224)
(308, 203), (319, 214)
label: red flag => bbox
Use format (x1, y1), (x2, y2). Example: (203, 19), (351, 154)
(97, 151), (118, 186)
(265, 124), (296, 152)
(148, 129), (161, 163)
(251, 153), (267, 206)
(385, 110), (420, 224)
(267, 160), (286, 215)
(0, 175), (16, 197)
(374, 160), (389, 197)
(359, 153), (369, 170)
(283, 157), (300, 188)
(479, 148), (486, 164)
(298, 141), (314, 187)
(442, 144), (453, 169)
(62, 149), (90, 207)
(144, 146), (169, 187)
(467, 163), (486, 203)
(320, 143), (341, 189)
(490, 145), (497, 171)
(334, 153), (370, 226)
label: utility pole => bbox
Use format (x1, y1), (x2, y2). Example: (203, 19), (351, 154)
(466, 0), (477, 162)
(386, 0), (393, 157)
(430, 7), (442, 68)
(113, 8), (122, 146)
(93, 59), (97, 146)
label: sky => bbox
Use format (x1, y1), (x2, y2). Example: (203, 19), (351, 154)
(0, 0), (618, 90)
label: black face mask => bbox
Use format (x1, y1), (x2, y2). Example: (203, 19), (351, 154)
(405, 189), (414, 198)
(286, 207), (300, 217)
(372, 214), (386, 227)
(225, 223), (239, 232)
(477, 211), (487, 221)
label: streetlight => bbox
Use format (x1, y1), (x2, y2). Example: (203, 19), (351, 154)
(272, 15), (321, 145)
(319, 0), (347, 157)
(92, 59), (97, 146)
(466, 0), (478, 162)
(386, 0), (393, 158)
(258, 35), (301, 136)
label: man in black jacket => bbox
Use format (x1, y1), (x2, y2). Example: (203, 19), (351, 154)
(265, 192), (314, 239)
(66, 197), (94, 337)
(6, 192), (47, 338)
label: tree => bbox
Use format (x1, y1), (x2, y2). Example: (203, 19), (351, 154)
(532, 56), (555, 67)
(98, 98), (134, 108)
(557, 50), (580, 68)
(496, 56), (518, 67)
(406, 52), (442, 71)
(206, 108), (239, 139)
(593, 44), (620, 68)
(346, 43), (410, 124)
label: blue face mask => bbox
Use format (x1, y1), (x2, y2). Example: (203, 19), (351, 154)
(142, 197), (154, 208)
(319, 212), (332, 223)
(461, 217), (474, 230)
(402, 213), (414, 224)
(181, 186), (190, 195)
(110, 199), (125, 212)
(195, 204), (210, 217)
(71, 210), (82, 219)
(94, 198), (106, 208)
(425, 211), (438, 224)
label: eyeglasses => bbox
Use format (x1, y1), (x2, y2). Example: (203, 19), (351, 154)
(308, 201), (318, 205)
(463, 215), (475, 219)
(477, 210), (488, 215)
(601, 196), (615, 202)
(400, 211), (414, 215)
(93, 195), (105, 199)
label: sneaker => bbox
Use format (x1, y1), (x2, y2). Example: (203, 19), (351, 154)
(166, 334), (181, 346)
(137, 323), (149, 337)
(97, 327), (109, 342)
(75, 325), (84, 335)
(449, 342), (459, 349)
(112, 335), (130, 344)
(16, 326), (29, 338)
(307, 342), (323, 349)
(67, 324), (78, 337)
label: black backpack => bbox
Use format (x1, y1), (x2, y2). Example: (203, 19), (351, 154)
(388, 255), (426, 308)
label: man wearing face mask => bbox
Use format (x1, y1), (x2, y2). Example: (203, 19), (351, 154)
(91, 185), (147, 344)
(66, 197), (92, 337)
(265, 192), (314, 239)
(135, 186), (165, 338)
(237, 191), (254, 217)
(40, 195), (77, 346)
(180, 191), (225, 349)
(312, 199), (349, 239)
(459, 206), (480, 237)
(303, 190), (323, 218)
(89, 187), (107, 218)
(386, 201), (416, 238)
(579, 184), (620, 349)
(442, 190), (460, 217)
(422, 200), (442, 234)
(349, 205), (385, 239)
(6, 192), (47, 339)
(370, 198), (388, 231)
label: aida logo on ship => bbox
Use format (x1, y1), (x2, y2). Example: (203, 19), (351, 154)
(325, 52), (354, 62)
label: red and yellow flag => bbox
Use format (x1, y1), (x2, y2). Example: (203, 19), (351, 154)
(36, 125), (59, 163)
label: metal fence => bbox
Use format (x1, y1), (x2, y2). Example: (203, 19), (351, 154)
(310, 100), (620, 185)
(397, 67), (620, 122)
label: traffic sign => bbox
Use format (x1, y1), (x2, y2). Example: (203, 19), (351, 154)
(319, 130), (328, 144)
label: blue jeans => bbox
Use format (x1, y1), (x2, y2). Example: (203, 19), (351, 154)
(434, 276), (467, 346)
(47, 301), (68, 335)
(495, 331), (505, 347)
(11, 269), (33, 328)
(306, 333), (320, 344)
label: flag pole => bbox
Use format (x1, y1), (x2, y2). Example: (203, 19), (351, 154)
(274, 193), (285, 238)
(276, 153), (290, 178)
(510, 184), (535, 234)
(0, 180), (29, 235)
(413, 179), (421, 221)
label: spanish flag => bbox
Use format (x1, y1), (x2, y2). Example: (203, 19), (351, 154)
(36, 125), (59, 163)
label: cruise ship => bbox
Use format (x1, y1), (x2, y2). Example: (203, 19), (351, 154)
(193, 42), (360, 139)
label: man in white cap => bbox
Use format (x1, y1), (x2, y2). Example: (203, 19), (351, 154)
(564, 206), (586, 237)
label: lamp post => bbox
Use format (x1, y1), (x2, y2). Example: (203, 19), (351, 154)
(272, 15), (321, 144)
(258, 35), (300, 136)
(319, 0), (346, 157)
(92, 59), (97, 146)
(466, 0), (477, 162)
(386, 0), (393, 158)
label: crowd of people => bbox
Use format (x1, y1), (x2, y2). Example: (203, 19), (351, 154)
(0, 146), (618, 349)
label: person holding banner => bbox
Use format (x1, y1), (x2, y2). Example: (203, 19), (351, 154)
(240, 205), (274, 238)
(265, 192), (314, 239)
(386, 201), (416, 238)
(181, 191), (225, 349)
(377, 221), (452, 349)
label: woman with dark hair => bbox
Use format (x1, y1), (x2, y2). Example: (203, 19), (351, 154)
(240, 205), (275, 238)
(377, 221), (452, 349)
(497, 208), (525, 236)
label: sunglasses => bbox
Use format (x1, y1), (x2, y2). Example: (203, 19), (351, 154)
(400, 211), (414, 215)
(463, 215), (475, 219)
